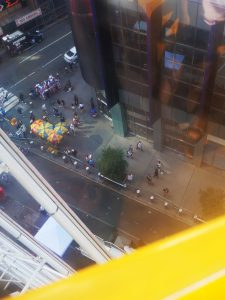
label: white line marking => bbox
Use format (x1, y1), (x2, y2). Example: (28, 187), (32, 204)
(10, 77), (27, 88)
(19, 31), (72, 64)
(10, 72), (36, 88)
(28, 71), (36, 77)
(41, 54), (62, 68)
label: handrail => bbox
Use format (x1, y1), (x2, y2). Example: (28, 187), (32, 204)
(8, 213), (225, 299)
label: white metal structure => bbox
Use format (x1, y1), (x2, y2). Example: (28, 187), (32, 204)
(0, 128), (111, 264)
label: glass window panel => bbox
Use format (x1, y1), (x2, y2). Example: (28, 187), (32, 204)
(139, 33), (147, 51)
(191, 69), (204, 86)
(179, 65), (192, 83)
(175, 82), (189, 98)
(193, 50), (206, 68)
(140, 51), (147, 69)
(123, 29), (139, 48)
(189, 86), (201, 102)
(195, 28), (209, 50)
(108, 4), (121, 25)
(124, 48), (140, 67)
(126, 65), (141, 81)
(211, 93), (225, 110)
(115, 62), (126, 77)
(176, 44), (193, 65)
(126, 9), (139, 30)
(111, 26), (123, 44)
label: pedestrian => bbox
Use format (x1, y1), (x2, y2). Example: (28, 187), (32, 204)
(157, 160), (161, 171)
(69, 123), (75, 135)
(29, 111), (35, 123)
(60, 115), (65, 123)
(61, 99), (65, 108)
(127, 149), (133, 158)
(57, 99), (61, 107)
(0, 186), (5, 202)
(71, 103), (75, 111)
(136, 141), (143, 151)
(79, 103), (84, 112)
(74, 94), (79, 107)
(127, 173), (133, 183)
(72, 116), (79, 127)
(154, 167), (159, 178)
(90, 97), (95, 110)
(88, 158), (95, 167)
(55, 72), (60, 80)
(71, 148), (77, 156)
(163, 187), (169, 197)
(53, 106), (59, 117)
(17, 106), (23, 114)
(42, 103), (47, 113)
(146, 175), (152, 184)
(19, 93), (25, 103)
(17, 119), (23, 129)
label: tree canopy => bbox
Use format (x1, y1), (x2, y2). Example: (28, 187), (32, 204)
(97, 146), (128, 182)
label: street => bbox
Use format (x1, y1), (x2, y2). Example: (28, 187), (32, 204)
(0, 18), (190, 270)
(0, 18), (73, 96)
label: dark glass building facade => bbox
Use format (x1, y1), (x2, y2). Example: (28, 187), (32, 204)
(68, 0), (225, 167)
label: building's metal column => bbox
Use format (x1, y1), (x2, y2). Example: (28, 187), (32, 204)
(0, 128), (112, 264)
(0, 210), (74, 276)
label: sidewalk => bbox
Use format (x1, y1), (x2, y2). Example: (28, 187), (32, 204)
(5, 64), (225, 226)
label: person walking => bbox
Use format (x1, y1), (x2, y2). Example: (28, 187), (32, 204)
(163, 187), (169, 197)
(61, 99), (65, 108)
(157, 160), (162, 172)
(154, 167), (159, 178)
(57, 99), (61, 107)
(42, 103), (47, 113)
(127, 173), (134, 183)
(69, 123), (75, 135)
(74, 94), (79, 107)
(136, 141), (143, 151)
(71, 103), (75, 111)
(146, 174), (152, 184)
(29, 111), (35, 123)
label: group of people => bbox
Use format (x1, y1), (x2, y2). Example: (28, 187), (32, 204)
(34, 74), (61, 100)
(127, 141), (143, 158)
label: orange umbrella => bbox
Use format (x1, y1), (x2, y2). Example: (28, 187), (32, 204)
(47, 131), (63, 144)
(30, 119), (43, 133)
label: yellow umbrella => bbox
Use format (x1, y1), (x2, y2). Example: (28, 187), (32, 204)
(54, 122), (68, 135)
(47, 131), (63, 144)
(30, 119), (43, 133)
(36, 122), (54, 138)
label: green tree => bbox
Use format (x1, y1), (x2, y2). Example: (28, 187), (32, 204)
(97, 146), (128, 182)
(199, 187), (225, 220)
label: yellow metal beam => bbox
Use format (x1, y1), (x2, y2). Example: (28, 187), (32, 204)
(7, 215), (225, 300)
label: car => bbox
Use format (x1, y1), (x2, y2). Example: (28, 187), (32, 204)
(64, 46), (78, 64)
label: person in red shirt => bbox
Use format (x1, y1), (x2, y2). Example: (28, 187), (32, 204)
(0, 186), (5, 201)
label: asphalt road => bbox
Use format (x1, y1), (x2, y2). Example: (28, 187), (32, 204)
(28, 152), (189, 245)
(0, 18), (73, 96)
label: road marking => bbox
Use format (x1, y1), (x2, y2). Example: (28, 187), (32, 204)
(41, 54), (62, 68)
(10, 71), (36, 88)
(19, 31), (72, 64)
(28, 71), (36, 77)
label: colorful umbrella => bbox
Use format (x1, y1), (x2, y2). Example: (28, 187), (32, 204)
(47, 131), (63, 144)
(36, 122), (54, 139)
(54, 122), (68, 135)
(30, 119), (43, 133)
